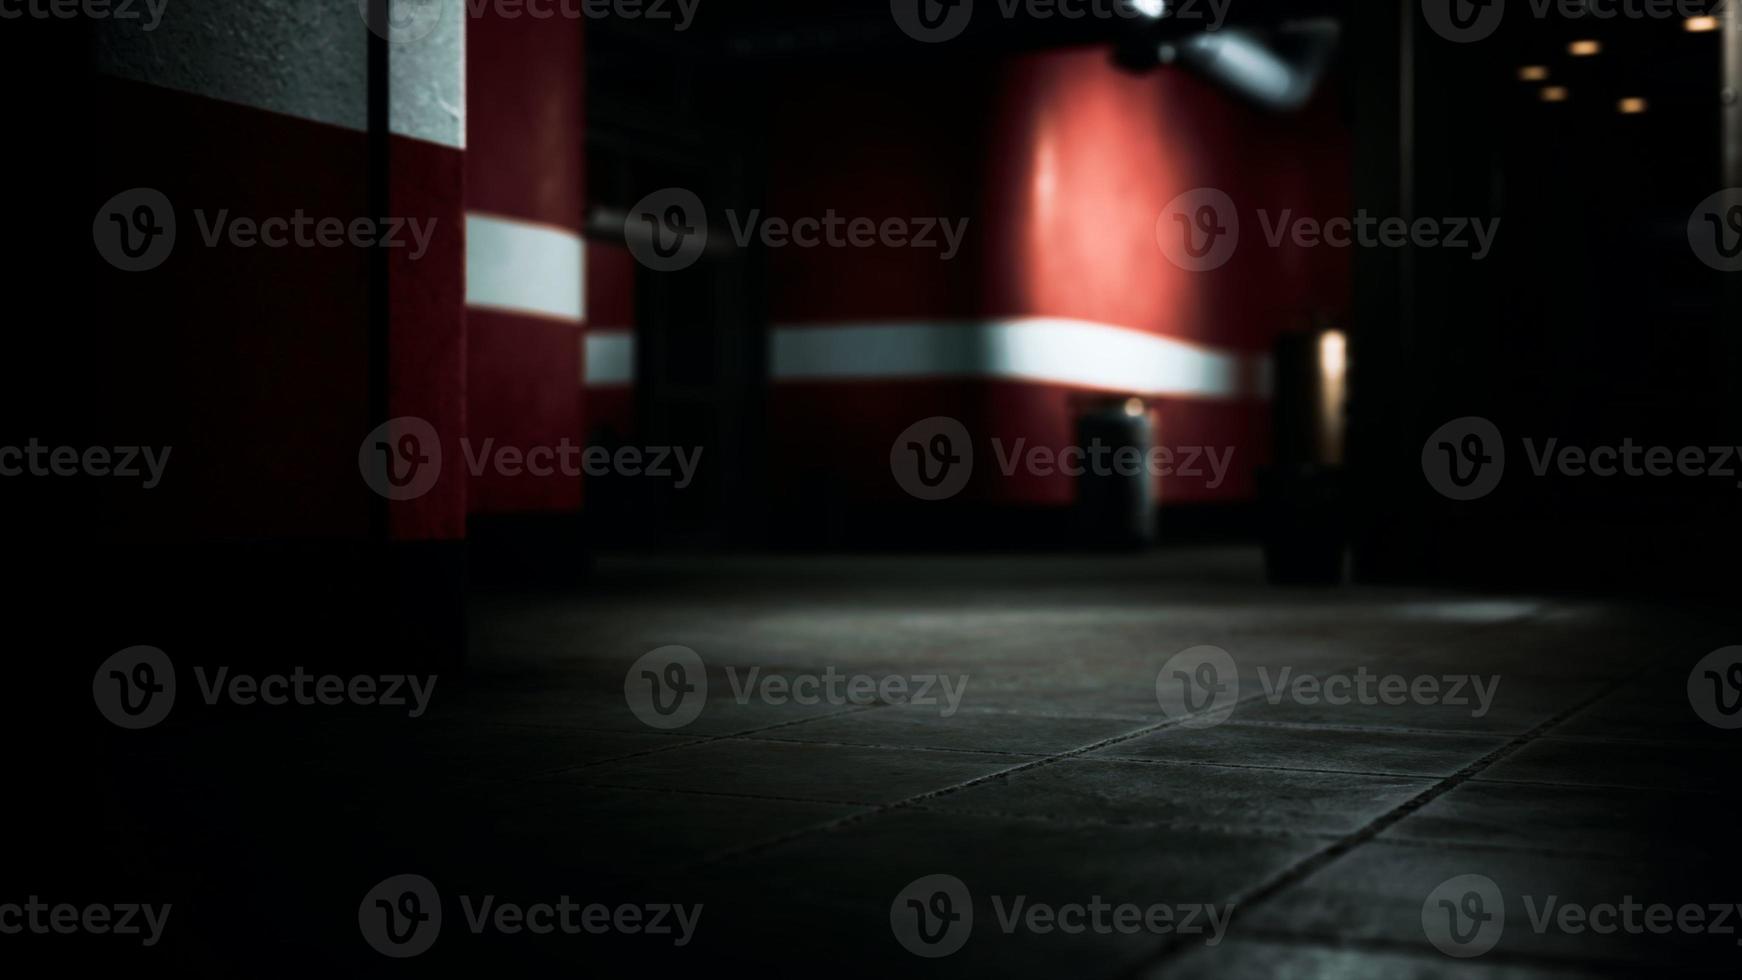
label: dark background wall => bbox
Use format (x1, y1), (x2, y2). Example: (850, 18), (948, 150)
(1347, 3), (1742, 594)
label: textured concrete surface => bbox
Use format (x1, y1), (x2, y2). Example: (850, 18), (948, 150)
(94, 550), (1740, 976)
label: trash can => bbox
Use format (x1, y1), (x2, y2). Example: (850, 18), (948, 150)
(1075, 398), (1157, 550)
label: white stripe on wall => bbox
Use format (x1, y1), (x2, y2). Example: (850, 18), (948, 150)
(771, 318), (1250, 399)
(466, 213), (585, 322)
(585, 331), (636, 387)
(582, 319), (1260, 397)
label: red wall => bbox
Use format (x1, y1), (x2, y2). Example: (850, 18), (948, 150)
(93, 18), (469, 544)
(765, 46), (1350, 509)
(95, 82), (375, 540)
(466, 12), (588, 517)
(392, 122), (469, 542)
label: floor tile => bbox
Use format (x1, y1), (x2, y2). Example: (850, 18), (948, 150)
(1228, 675), (1606, 735)
(693, 808), (1325, 977)
(1378, 780), (1739, 859)
(770, 706), (1151, 756)
(1243, 842), (1741, 971)
(923, 757), (1431, 835)
(1153, 936), (1610, 979)
(1093, 722), (1507, 778)
(560, 737), (1025, 805)
(1475, 736), (1740, 796)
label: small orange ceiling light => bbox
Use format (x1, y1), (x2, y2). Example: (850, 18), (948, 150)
(1519, 65), (1550, 81)
(1618, 97), (1649, 114)
(1685, 15), (1720, 32)
(1542, 86), (1570, 102)
(1569, 39), (1602, 56)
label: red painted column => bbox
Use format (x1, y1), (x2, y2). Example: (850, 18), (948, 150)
(93, 10), (377, 542)
(390, 4), (470, 547)
(465, 9), (588, 553)
(86, 2), (470, 667)
(764, 47), (1350, 516)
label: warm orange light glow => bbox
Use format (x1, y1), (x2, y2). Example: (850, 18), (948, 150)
(1569, 40), (1601, 56)
(1519, 65), (1550, 82)
(1685, 15), (1720, 32)
(1318, 331), (1348, 466)
(1319, 331), (1348, 381)
(1618, 97), (1648, 114)
(1542, 86), (1570, 103)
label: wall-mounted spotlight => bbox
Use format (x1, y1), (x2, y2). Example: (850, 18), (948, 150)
(1519, 65), (1550, 81)
(1618, 97), (1649, 114)
(1685, 15), (1721, 32)
(1146, 19), (1343, 111)
(1569, 40), (1602, 56)
(1542, 86), (1570, 102)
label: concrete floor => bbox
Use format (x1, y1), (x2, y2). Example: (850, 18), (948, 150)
(99, 550), (1739, 976)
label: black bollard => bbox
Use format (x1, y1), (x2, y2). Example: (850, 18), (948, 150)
(1260, 328), (1348, 584)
